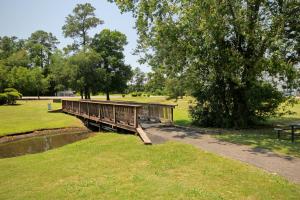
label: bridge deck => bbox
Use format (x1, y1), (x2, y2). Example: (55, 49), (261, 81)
(62, 100), (175, 144)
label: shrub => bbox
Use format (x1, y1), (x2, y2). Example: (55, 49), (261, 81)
(137, 92), (142, 96)
(0, 88), (22, 105)
(6, 91), (22, 104)
(131, 92), (137, 97)
(122, 94), (126, 98)
(0, 93), (7, 105)
(4, 88), (18, 93)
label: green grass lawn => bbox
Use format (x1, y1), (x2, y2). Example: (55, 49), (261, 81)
(100, 96), (300, 157)
(0, 100), (83, 136)
(1, 133), (299, 200)
(215, 102), (300, 157)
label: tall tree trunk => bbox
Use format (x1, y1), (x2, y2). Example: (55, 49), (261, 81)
(232, 88), (249, 129)
(80, 90), (83, 99)
(106, 90), (110, 101)
(37, 89), (40, 100)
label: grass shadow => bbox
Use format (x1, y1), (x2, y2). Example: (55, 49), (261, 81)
(216, 128), (300, 157)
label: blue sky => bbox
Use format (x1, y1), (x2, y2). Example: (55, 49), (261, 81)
(0, 0), (150, 72)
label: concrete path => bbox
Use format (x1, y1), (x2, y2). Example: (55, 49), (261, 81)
(143, 125), (300, 184)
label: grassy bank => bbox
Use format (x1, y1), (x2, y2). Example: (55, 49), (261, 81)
(1, 133), (299, 200)
(0, 100), (82, 136)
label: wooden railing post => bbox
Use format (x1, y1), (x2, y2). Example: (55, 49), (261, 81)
(171, 107), (174, 122)
(79, 101), (81, 114)
(98, 105), (101, 119)
(113, 105), (116, 124)
(87, 102), (90, 117)
(134, 107), (138, 128)
(72, 101), (74, 112)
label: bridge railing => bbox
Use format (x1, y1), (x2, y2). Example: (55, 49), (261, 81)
(89, 100), (176, 123)
(62, 100), (142, 130)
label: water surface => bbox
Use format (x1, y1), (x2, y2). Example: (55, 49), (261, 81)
(0, 131), (95, 158)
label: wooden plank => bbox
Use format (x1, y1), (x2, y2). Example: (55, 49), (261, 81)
(136, 126), (152, 145)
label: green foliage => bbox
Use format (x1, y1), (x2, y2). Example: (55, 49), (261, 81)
(0, 93), (7, 105)
(26, 30), (59, 70)
(91, 29), (132, 100)
(7, 66), (48, 97)
(0, 36), (25, 60)
(112, 0), (300, 128)
(131, 92), (142, 97)
(145, 69), (166, 95)
(6, 91), (21, 104)
(62, 3), (103, 50)
(3, 50), (30, 68)
(68, 49), (104, 99)
(0, 88), (22, 105)
(128, 67), (146, 93)
(0, 64), (8, 92)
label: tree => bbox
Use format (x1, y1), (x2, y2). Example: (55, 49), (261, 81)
(129, 67), (146, 92)
(30, 67), (49, 99)
(111, 0), (300, 128)
(0, 64), (8, 92)
(4, 49), (30, 68)
(91, 29), (132, 100)
(7, 66), (32, 95)
(26, 30), (59, 71)
(145, 69), (166, 95)
(68, 50), (104, 99)
(62, 3), (103, 51)
(48, 50), (71, 94)
(0, 36), (25, 60)
(7, 66), (48, 97)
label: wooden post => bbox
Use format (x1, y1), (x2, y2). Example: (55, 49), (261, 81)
(171, 107), (174, 122)
(113, 105), (116, 124)
(98, 105), (101, 119)
(79, 101), (81, 114)
(134, 107), (138, 128)
(72, 101), (74, 112)
(87, 102), (90, 117)
(291, 125), (295, 143)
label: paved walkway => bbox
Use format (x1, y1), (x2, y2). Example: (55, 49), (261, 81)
(143, 125), (300, 184)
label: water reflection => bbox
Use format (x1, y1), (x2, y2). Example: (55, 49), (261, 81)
(0, 131), (95, 158)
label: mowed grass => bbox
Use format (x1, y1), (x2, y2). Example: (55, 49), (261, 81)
(215, 102), (300, 157)
(0, 100), (83, 136)
(1, 133), (299, 200)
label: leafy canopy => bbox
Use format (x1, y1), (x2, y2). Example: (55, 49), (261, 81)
(111, 0), (300, 128)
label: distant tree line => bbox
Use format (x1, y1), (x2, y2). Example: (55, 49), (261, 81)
(0, 3), (136, 100)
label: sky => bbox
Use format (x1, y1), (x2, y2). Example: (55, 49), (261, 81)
(0, 0), (150, 72)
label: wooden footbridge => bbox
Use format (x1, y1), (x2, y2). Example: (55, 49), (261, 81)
(62, 100), (176, 144)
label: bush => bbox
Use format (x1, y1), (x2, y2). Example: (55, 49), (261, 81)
(122, 94), (126, 98)
(131, 92), (137, 97)
(4, 88), (18, 93)
(131, 92), (143, 97)
(0, 88), (22, 105)
(0, 93), (7, 105)
(6, 91), (22, 104)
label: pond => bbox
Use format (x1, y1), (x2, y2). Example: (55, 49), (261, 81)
(0, 130), (95, 158)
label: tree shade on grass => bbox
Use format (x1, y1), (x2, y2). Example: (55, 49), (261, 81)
(0, 100), (82, 136)
(0, 133), (299, 199)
